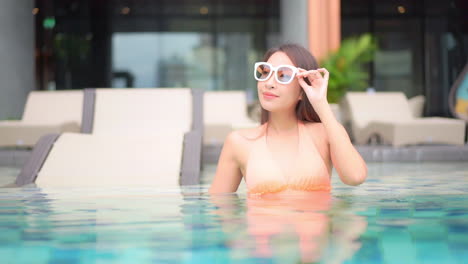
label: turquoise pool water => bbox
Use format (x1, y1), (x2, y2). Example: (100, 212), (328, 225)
(1, 162), (468, 263)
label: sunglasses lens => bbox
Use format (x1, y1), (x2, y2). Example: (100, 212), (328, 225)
(277, 67), (294, 83)
(255, 64), (271, 80)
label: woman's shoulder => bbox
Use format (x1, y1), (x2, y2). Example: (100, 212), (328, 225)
(227, 124), (266, 144)
(302, 121), (325, 130)
(223, 125), (265, 165)
(302, 122), (329, 141)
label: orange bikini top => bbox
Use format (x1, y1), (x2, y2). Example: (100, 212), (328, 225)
(245, 122), (331, 195)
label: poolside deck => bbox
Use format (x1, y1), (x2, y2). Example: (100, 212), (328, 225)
(202, 143), (468, 164)
(1, 143), (467, 169)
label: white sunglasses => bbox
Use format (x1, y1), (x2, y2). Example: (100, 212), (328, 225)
(254, 62), (298, 84)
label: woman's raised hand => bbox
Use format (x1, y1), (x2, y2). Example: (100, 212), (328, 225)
(296, 68), (330, 105)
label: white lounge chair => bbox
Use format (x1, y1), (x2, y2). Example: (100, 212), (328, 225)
(407, 95), (425, 118)
(0, 90), (83, 147)
(341, 92), (466, 146)
(16, 88), (203, 187)
(204, 90), (259, 144)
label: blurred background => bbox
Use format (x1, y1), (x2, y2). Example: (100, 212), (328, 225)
(0, 0), (467, 120)
(1, 3), (467, 263)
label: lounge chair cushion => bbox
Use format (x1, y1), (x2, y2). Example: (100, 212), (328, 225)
(344, 92), (466, 146)
(408, 95), (425, 118)
(204, 91), (259, 144)
(22, 90), (83, 125)
(0, 91), (83, 147)
(0, 121), (79, 147)
(93, 88), (192, 135)
(35, 131), (185, 187)
(361, 117), (466, 146)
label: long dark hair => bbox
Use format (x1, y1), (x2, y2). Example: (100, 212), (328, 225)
(260, 43), (321, 124)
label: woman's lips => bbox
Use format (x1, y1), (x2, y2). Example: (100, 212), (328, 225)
(263, 92), (278, 100)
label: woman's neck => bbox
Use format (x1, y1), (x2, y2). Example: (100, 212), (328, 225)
(268, 110), (298, 134)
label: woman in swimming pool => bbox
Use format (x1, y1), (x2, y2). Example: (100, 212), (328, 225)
(209, 43), (367, 195)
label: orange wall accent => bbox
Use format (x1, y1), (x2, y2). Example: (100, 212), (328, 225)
(307, 0), (341, 61)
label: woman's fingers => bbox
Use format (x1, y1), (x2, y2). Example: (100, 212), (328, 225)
(296, 68), (327, 79)
(317, 68), (329, 80)
(297, 77), (310, 89)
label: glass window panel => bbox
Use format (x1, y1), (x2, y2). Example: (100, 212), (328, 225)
(373, 19), (423, 97)
(374, 0), (418, 16)
(165, 18), (212, 32)
(38, 0), (280, 91)
(341, 18), (370, 39)
(112, 32), (213, 89)
(162, 0), (213, 16)
(341, 0), (370, 15)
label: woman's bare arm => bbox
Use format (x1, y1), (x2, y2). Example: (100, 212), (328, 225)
(316, 101), (367, 185)
(209, 132), (243, 193)
(297, 68), (367, 185)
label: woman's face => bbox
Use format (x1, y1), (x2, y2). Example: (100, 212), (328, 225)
(257, 52), (302, 113)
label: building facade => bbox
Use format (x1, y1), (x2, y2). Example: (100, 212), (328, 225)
(0, 0), (466, 119)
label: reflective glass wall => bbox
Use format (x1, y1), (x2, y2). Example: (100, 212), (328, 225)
(35, 0), (280, 94)
(341, 0), (467, 116)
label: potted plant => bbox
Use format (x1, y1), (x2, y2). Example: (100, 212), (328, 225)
(320, 33), (377, 122)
